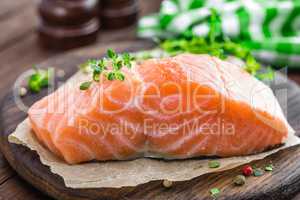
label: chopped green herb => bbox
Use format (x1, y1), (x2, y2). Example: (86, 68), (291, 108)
(80, 81), (92, 90)
(28, 67), (52, 93)
(210, 188), (220, 198)
(233, 175), (246, 186)
(208, 160), (220, 168)
(265, 164), (274, 172)
(253, 168), (264, 177)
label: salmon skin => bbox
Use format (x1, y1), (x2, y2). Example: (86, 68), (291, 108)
(28, 54), (293, 164)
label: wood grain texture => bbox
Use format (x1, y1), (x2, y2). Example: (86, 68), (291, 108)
(0, 5), (36, 50)
(0, 0), (34, 19)
(1, 40), (300, 200)
(0, 176), (51, 200)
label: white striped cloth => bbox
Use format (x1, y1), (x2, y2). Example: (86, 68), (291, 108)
(138, 0), (300, 67)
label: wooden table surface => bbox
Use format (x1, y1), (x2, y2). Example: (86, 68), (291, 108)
(0, 0), (300, 199)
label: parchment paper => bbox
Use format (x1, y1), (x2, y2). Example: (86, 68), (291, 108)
(9, 120), (300, 188)
(8, 71), (300, 189)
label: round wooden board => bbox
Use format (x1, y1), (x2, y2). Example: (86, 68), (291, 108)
(1, 40), (300, 200)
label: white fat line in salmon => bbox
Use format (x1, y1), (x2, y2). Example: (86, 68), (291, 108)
(26, 75), (237, 117)
(59, 138), (96, 161)
(77, 119), (123, 160)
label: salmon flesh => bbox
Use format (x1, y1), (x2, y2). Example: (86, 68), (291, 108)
(28, 54), (293, 164)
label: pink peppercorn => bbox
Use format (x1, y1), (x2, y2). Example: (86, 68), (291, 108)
(242, 165), (253, 176)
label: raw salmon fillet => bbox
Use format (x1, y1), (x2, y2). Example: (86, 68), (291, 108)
(28, 54), (294, 164)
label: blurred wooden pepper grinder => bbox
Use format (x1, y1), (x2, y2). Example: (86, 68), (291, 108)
(100, 0), (138, 29)
(38, 0), (100, 50)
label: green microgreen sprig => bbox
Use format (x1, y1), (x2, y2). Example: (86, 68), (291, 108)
(28, 67), (53, 93)
(208, 160), (220, 168)
(79, 49), (135, 90)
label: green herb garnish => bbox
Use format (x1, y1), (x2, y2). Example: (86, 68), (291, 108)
(208, 160), (220, 168)
(210, 188), (220, 198)
(265, 164), (274, 172)
(80, 81), (93, 90)
(79, 49), (135, 90)
(253, 168), (264, 177)
(160, 9), (274, 81)
(160, 36), (272, 79)
(28, 67), (52, 93)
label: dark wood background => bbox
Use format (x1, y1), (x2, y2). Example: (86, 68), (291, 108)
(0, 0), (300, 199)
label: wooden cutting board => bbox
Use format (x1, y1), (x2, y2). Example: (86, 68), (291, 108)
(1, 40), (300, 200)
